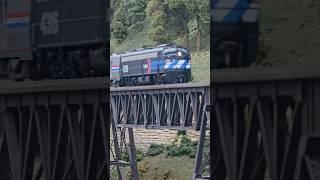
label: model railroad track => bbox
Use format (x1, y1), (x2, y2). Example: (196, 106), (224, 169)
(111, 82), (210, 91)
(0, 78), (210, 94)
(0, 77), (109, 94)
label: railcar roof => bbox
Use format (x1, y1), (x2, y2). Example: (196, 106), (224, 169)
(110, 45), (189, 57)
(121, 47), (164, 57)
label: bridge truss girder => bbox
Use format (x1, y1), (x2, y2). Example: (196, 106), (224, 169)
(0, 78), (108, 180)
(110, 83), (210, 180)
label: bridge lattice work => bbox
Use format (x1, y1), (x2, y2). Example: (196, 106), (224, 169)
(0, 78), (108, 180)
(110, 83), (211, 180)
(213, 65), (320, 180)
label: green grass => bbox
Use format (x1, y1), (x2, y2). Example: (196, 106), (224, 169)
(191, 50), (210, 83)
(111, 150), (196, 180)
(111, 19), (157, 54)
(137, 154), (196, 180)
(111, 134), (210, 180)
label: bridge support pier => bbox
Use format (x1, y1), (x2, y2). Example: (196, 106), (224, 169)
(193, 105), (210, 180)
(110, 117), (139, 180)
(110, 83), (210, 179)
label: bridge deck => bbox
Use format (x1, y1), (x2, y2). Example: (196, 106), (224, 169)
(111, 82), (210, 130)
(0, 77), (108, 94)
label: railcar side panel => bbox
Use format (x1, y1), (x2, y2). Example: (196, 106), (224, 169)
(0, 0), (31, 59)
(30, 0), (107, 48)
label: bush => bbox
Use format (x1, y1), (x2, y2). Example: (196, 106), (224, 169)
(166, 135), (198, 158)
(121, 151), (130, 162)
(147, 144), (165, 156)
(136, 149), (145, 161)
(166, 144), (180, 157)
(177, 130), (187, 136)
(188, 149), (196, 158)
(121, 148), (144, 162)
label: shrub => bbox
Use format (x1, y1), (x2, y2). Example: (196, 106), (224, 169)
(166, 144), (180, 157)
(136, 149), (145, 161)
(147, 144), (165, 156)
(121, 148), (144, 162)
(177, 130), (187, 136)
(166, 135), (198, 158)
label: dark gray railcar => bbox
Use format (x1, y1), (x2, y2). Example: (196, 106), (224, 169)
(30, 0), (107, 48)
(29, 0), (108, 78)
(0, 0), (32, 78)
(121, 48), (163, 77)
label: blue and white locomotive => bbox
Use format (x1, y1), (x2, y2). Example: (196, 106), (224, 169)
(111, 44), (191, 86)
(212, 0), (259, 68)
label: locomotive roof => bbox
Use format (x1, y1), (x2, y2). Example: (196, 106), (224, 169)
(110, 45), (189, 59)
(121, 47), (164, 57)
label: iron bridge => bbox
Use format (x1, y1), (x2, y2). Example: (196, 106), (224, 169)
(110, 83), (211, 180)
(213, 64), (320, 180)
(0, 78), (108, 180)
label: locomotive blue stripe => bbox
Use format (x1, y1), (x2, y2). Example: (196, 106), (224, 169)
(7, 22), (28, 28)
(150, 59), (165, 73)
(165, 60), (189, 70)
(159, 61), (165, 71)
(212, 0), (258, 23)
(211, 0), (220, 8)
(169, 60), (178, 69)
(224, 0), (249, 22)
(7, 15), (30, 28)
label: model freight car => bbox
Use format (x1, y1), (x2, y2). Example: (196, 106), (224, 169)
(212, 0), (259, 68)
(111, 45), (191, 86)
(0, 0), (108, 79)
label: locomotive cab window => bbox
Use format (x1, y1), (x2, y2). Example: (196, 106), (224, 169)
(163, 47), (190, 60)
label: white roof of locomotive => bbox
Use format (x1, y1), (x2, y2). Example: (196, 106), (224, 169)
(122, 47), (164, 57)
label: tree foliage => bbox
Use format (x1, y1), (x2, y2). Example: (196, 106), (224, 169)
(127, 0), (148, 26)
(147, 0), (173, 43)
(147, 0), (209, 49)
(111, 0), (148, 43)
(183, 0), (210, 50)
(111, 0), (210, 50)
(111, 1), (129, 42)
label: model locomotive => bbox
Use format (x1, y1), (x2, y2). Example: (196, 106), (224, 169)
(0, 0), (107, 80)
(212, 0), (259, 68)
(111, 44), (191, 87)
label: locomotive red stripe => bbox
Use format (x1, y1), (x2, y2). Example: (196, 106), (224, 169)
(7, 12), (30, 18)
(147, 59), (151, 74)
(0, 48), (31, 52)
